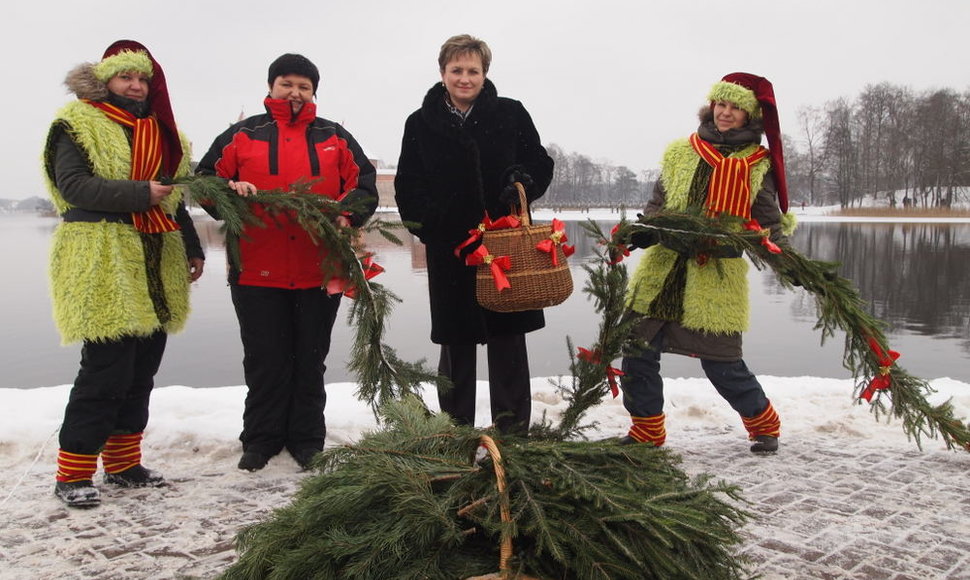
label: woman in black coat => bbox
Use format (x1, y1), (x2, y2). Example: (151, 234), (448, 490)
(395, 34), (554, 435)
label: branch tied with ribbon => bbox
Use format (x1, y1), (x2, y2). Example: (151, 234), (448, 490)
(326, 253), (385, 299)
(860, 335), (901, 402)
(465, 245), (511, 292)
(577, 346), (624, 398)
(607, 223), (630, 265)
(535, 218), (576, 266)
(743, 218), (782, 254)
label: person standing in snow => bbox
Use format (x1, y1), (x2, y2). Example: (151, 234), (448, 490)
(617, 73), (793, 454)
(42, 40), (205, 508)
(394, 34), (554, 436)
(196, 54), (377, 472)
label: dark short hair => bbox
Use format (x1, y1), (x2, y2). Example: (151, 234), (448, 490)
(267, 53), (320, 94)
(437, 34), (492, 74)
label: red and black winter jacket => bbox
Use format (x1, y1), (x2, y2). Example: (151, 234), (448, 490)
(197, 98), (377, 289)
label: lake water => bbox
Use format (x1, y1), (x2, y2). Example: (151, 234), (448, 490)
(3, 213), (969, 389)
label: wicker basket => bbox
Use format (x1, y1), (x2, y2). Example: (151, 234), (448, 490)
(476, 183), (573, 313)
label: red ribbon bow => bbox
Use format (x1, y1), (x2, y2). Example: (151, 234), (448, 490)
(535, 219), (575, 266)
(465, 245), (511, 291)
(577, 347), (624, 398)
(326, 254), (385, 299)
(454, 213), (522, 258)
(607, 223), (630, 264)
(743, 219), (782, 254)
(860, 336), (901, 401)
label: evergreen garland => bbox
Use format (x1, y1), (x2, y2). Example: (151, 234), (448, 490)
(177, 176), (441, 412)
(610, 211), (970, 452)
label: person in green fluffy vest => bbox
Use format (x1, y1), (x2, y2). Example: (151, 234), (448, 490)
(618, 73), (795, 454)
(42, 40), (204, 508)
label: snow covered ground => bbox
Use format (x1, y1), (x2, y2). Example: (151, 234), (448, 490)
(1, 377), (968, 579)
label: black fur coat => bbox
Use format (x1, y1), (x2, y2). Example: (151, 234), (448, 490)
(395, 79), (554, 344)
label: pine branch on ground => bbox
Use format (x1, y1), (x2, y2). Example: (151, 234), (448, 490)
(219, 398), (751, 580)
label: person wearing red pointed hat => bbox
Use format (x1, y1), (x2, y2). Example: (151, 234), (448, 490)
(196, 53), (378, 473)
(616, 72), (794, 455)
(42, 40), (205, 507)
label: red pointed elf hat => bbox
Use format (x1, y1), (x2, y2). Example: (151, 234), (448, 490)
(708, 72), (788, 213)
(100, 40), (183, 177)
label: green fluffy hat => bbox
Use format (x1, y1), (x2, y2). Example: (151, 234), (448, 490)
(93, 49), (153, 82)
(707, 78), (761, 118)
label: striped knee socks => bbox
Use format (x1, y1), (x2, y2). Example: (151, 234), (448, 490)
(101, 432), (144, 474)
(742, 401), (781, 439)
(55, 450), (99, 483)
(628, 414), (667, 446)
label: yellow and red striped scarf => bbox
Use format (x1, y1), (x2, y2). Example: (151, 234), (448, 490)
(688, 133), (768, 220)
(85, 100), (180, 233)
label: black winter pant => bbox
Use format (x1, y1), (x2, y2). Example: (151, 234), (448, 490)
(59, 331), (167, 455)
(437, 333), (531, 435)
(231, 284), (342, 457)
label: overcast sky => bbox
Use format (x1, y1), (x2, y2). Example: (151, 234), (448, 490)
(5, 0), (969, 199)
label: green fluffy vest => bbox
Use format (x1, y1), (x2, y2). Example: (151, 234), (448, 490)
(627, 138), (769, 334)
(43, 101), (193, 344)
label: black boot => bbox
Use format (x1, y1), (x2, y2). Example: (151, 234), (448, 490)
(750, 435), (779, 455)
(238, 451), (271, 472)
(291, 448), (321, 472)
(104, 465), (166, 487)
(54, 480), (101, 508)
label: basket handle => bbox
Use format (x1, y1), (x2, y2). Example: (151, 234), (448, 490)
(512, 182), (530, 226)
(479, 435), (513, 576)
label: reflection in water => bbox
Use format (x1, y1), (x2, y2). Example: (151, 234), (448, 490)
(4, 215), (969, 388)
(790, 223), (970, 341)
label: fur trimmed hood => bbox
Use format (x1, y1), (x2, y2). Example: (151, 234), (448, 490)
(64, 62), (110, 101)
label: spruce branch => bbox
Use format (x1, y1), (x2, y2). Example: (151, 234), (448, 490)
(177, 175), (439, 415)
(609, 211), (970, 452)
(532, 218), (642, 441)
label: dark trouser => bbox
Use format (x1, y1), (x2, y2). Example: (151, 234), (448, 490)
(437, 333), (532, 435)
(59, 331), (167, 455)
(620, 327), (768, 418)
(231, 284), (341, 456)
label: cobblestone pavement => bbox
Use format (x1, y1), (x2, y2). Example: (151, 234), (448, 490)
(1, 431), (968, 579)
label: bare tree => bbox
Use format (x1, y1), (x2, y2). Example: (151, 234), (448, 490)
(795, 105), (828, 205)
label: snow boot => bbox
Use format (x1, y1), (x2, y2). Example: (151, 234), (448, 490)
(54, 480), (101, 508)
(291, 448), (321, 472)
(742, 402), (781, 455)
(104, 464), (166, 487)
(55, 449), (100, 507)
(750, 435), (779, 454)
(238, 451), (271, 472)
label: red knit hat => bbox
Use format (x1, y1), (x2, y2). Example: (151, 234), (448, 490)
(708, 72), (788, 213)
(101, 40), (183, 177)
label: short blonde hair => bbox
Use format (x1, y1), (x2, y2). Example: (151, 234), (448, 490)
(437, 34), (492, 74)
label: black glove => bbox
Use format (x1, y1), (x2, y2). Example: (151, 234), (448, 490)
(500, 170), (534, 205)
(628, 228), (659, 249)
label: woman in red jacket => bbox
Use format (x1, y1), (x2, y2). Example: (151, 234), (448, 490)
(197, 54), (377, 472)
